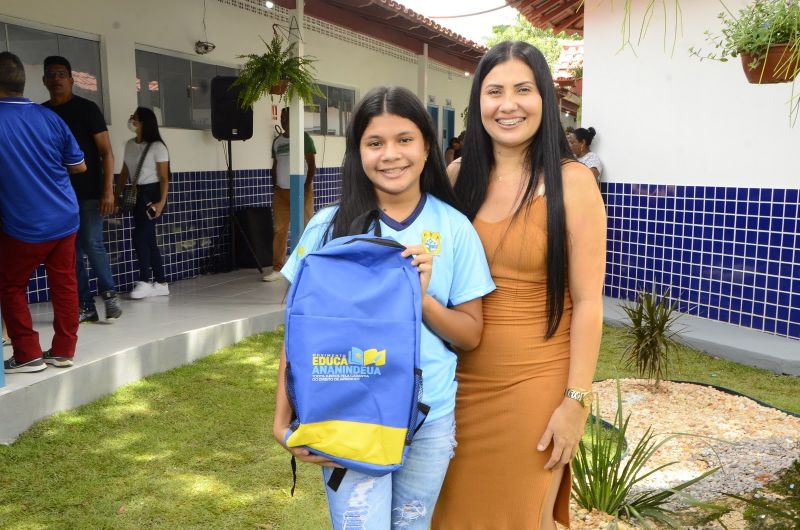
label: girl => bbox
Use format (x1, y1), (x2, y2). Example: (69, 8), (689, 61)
(117, 107), (170, 299)
(273, 86), (494, 529)
(433, 42), (606, 529)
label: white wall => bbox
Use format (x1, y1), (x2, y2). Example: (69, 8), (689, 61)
(583, 0), (800, 188)
(1, 0), (471, 172)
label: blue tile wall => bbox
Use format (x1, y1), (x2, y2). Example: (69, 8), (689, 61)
(603, 183), (800, 341)
(25, 167), (342, 303)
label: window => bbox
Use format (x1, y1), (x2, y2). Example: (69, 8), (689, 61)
(135, 49), (238, 130)
(304, 83), (355, 136)
(1, 21), (104, 113)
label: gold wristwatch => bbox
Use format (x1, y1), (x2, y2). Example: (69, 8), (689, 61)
(564, 387), (594, 408)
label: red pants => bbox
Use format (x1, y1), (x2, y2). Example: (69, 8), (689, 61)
(0, 231), (78, 363)
(272, 186), (313, 271)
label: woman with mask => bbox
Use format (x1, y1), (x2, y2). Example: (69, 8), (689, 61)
(116, 107), (170, 299)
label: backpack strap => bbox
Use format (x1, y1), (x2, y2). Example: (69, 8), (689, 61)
(290, 455), (348, 494)
(290, 455), (297, 497)
(348, 209), (382, 237)
(413, 402), (431, 437)
(327, 467), (347, 492)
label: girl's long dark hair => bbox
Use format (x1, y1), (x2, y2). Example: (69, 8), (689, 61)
(135, 106), (166, 146)
(326, 86), (457, 241)
(455, 41), (574, 339)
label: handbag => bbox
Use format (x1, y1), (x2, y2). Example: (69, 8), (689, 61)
(119, 142), (152, 213)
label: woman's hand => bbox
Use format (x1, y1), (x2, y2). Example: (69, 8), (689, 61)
(152, 200), (166, 218)
(537, 398), (590, 470)
(273, 425), (342, 468)
(401, 244), (433, 296)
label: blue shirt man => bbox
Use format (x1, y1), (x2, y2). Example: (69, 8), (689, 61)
(0, 51), (86, 374)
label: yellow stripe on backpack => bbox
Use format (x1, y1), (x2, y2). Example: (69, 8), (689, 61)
(286, 421), (407, 466)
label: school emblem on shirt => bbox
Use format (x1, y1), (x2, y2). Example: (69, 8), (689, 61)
(422, 230), (442, 255)
(297, 246), (306, 258)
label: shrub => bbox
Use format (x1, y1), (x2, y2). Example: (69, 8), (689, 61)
(620, 288), (683, 387)
(571, 382), (719, 528)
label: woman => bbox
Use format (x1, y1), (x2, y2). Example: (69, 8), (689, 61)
(273, 86), (494, 529)
(444, 136), (461, 165)
(117, 107), (170, 299)
(567, 126), (603, 184)
(432, 42), (606, 529)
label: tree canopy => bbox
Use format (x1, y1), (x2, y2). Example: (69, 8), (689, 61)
(486, 14), (581, 72)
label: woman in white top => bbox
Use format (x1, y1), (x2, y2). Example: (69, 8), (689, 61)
(116, 107), (170, 299)
(567, 127), (603, 184)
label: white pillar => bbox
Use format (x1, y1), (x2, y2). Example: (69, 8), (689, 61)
(289, 1), (306, 250)
(417, 43), (428, 103)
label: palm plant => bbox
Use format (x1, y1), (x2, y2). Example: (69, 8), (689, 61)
(620, 288), (683, 388)
(234, 34), (324, 108)
(572, 383), (720, 528)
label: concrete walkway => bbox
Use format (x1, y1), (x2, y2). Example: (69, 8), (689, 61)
(604, 297), (800, 376)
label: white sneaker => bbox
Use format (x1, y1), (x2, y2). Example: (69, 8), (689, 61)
(261, 271), (283, 282)
(130, 281), (154, 299)
(151, 282), (170, 297)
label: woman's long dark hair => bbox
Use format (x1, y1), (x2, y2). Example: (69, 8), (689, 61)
(135, 106), (166, 146)
(326, 86), (458, 241)
(455, 41), (574, 339)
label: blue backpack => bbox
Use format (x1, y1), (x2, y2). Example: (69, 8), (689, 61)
(283, 214), (429, 492)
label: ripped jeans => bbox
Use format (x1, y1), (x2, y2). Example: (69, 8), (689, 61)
(322, 412), (456, 529)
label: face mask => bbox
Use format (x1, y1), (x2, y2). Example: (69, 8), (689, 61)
(127, 119), (137, 133)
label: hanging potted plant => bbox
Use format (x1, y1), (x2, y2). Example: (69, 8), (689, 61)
(689, 0), (800, 84)
(234, 33), (324, 107)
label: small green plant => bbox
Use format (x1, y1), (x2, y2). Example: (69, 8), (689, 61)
(689, 0), (800, 69)
(234, 33), (324, 108)
(572, 64), (584, 78)
(727, 459), (800, 528)
(620, 288), (683, 388)
(571, 382), (720, 528)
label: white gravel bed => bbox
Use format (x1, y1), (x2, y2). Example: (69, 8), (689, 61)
(591, 379), (800, 508)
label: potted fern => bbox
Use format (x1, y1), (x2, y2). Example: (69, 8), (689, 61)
(689, 0), (800, 84)
(234, 34), (324, 107)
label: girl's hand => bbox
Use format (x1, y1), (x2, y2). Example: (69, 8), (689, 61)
(401, 244), (433, 296)
(273, 426), (343, 468)
(537, 399), (589, 470)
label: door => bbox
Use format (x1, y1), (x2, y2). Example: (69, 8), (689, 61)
(427, 105), (440, 149)
(443, 107), (455, 157)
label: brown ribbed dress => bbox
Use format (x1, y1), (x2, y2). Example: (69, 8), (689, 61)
(432, 197), (572, 529)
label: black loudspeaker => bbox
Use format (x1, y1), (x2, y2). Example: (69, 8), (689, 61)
(211, 76), (253, 141)
(235, 207), (273, 268)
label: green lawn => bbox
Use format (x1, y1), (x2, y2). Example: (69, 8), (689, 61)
(0, 331), (329, 530)
(598, 325), (800, 414)
(0, 325), (797, 528)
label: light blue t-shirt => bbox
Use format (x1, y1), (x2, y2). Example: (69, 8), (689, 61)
(282, 194), (495, 422)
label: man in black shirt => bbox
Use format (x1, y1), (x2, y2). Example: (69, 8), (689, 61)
(42, 56), (121, 322)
